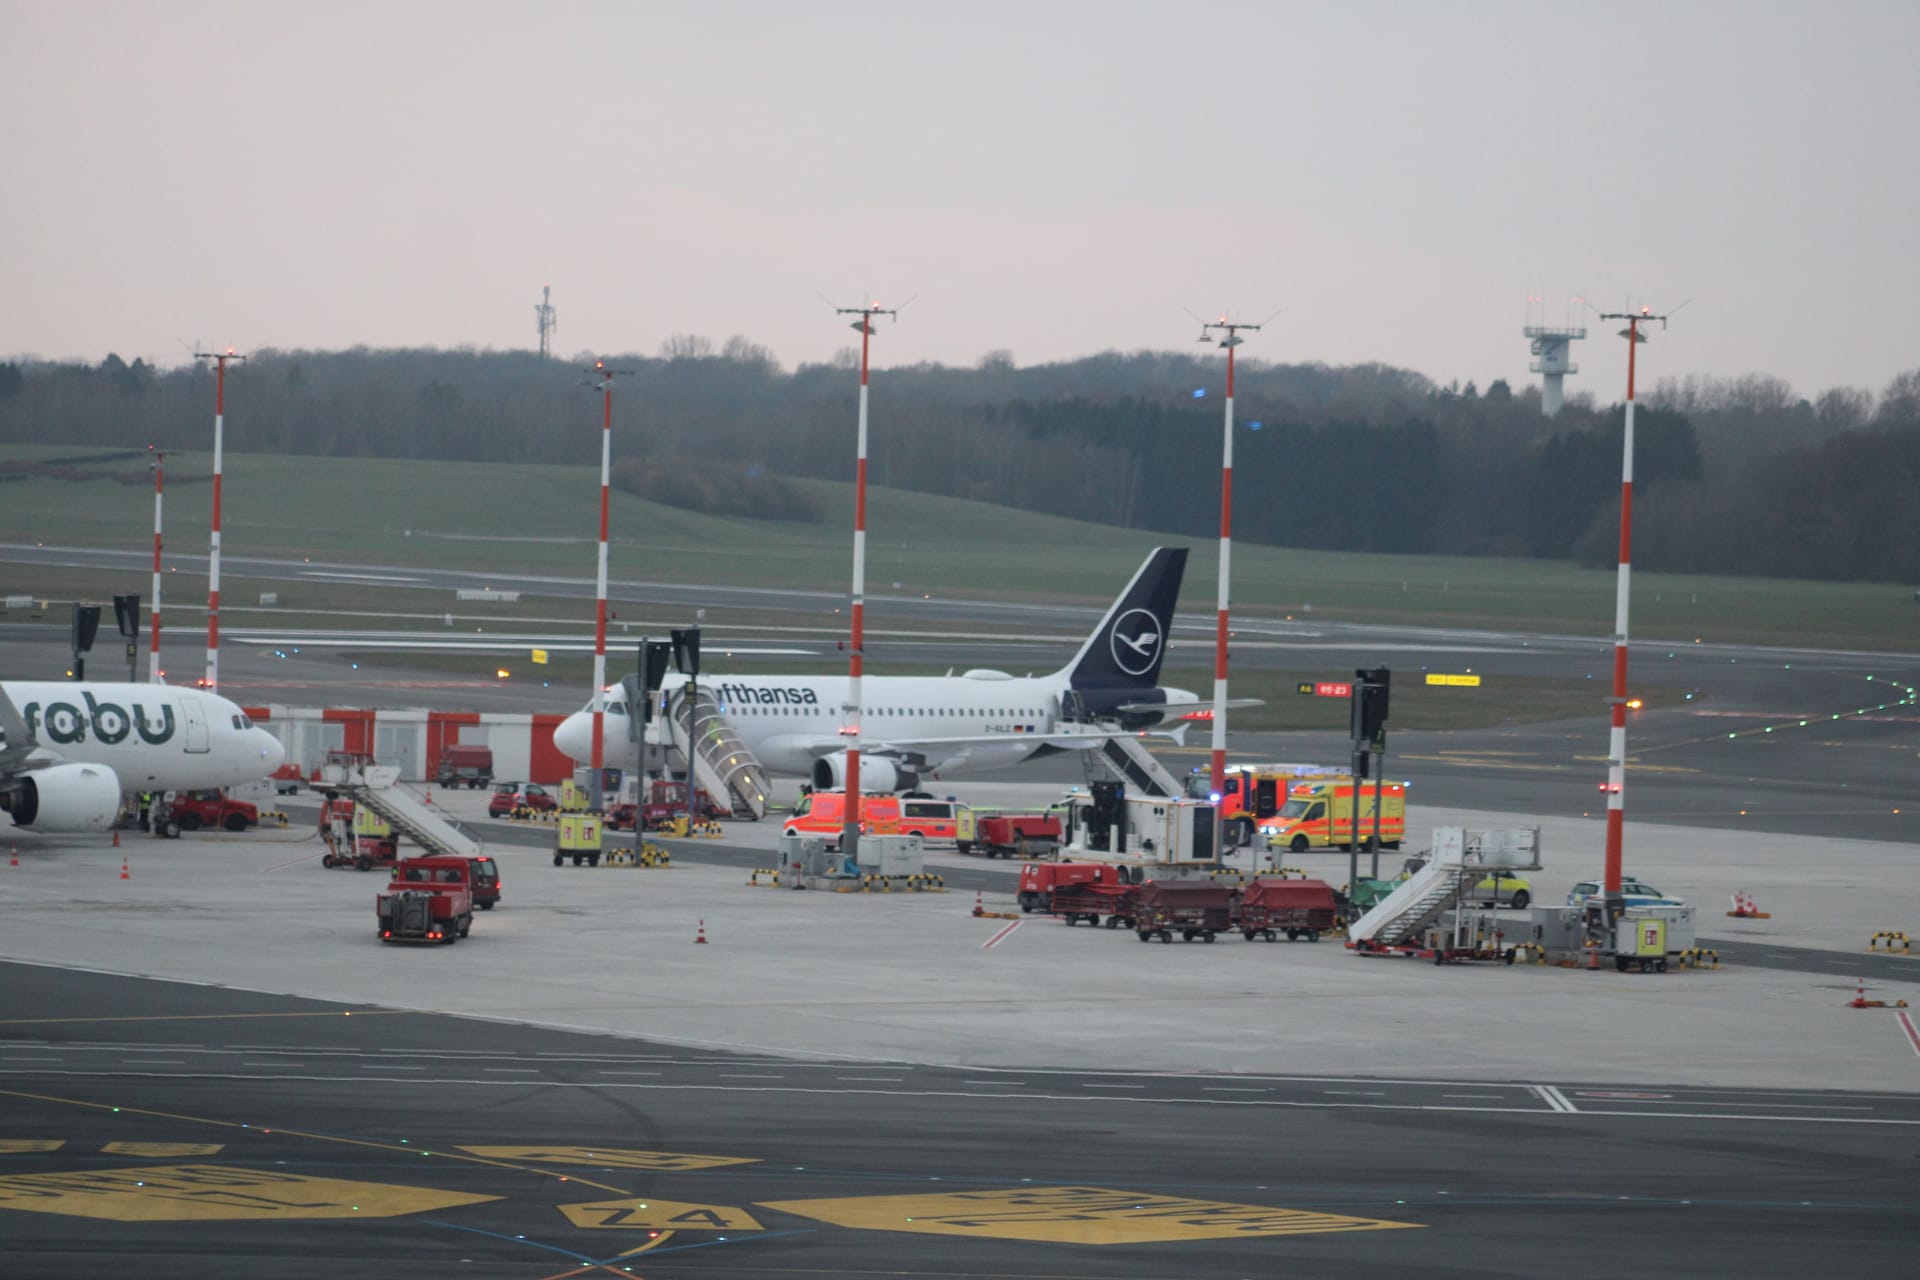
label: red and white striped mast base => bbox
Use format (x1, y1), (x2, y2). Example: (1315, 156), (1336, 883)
(586, 360), (631, 813)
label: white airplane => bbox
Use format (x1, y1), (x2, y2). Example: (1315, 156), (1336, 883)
(554, 547), (1227, 793)
(0, 681), (286, 833)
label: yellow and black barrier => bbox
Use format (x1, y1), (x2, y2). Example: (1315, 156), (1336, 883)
(1208, 869), (1246, 885)
(261, 811), (290, 827)
(1677, 948), (1720, 969)
(691, 820), (724, 838)
(512, 807), (562, 824)
(858, 873), (945, 893)
(1868, 931), (1913, 954)
(1508, 942), (1547, 965)
(747, 867), (780, 887)
(603, 845), (671, 869)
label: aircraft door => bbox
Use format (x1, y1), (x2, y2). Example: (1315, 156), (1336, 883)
(181, 697), (210, 753)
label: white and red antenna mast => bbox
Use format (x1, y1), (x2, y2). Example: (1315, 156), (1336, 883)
(1192, 310), (1271, 810)
(193, 346), (244, 693)
(829, 296), (904, 858)
(1593, 300), (1685, 931)
(585, 359), (632, 811)
(148, 445), (164, 683)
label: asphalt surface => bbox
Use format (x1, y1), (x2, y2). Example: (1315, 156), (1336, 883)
(4, 962), (1917, 1279)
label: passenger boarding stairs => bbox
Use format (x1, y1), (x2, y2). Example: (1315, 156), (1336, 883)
(1347, 829), (1523, 948)
(319, 756), (481, 860)
(665, 687), (771, 820)
(1081, 732), (1183, 799)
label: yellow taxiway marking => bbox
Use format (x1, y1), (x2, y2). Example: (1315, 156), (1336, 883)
(458, 1145), (756, 1173)
(760, 1185), (1423, 1245)
(0, 1010), (406, 1027)
(559, 1197), (762, 1231)
(0, 1140), (64, 1153)
(0, 1162), (497, 1223)
(100, 1142), (224, 1157)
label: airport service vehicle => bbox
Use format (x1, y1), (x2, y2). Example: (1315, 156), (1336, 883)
(1133, 880), (1237, 943)
(0, 680), (285, 834)
(271, 763), (304, 795)
(434, 744), (494, 790)
(610, 779), (726, 831)
(555, 548), (1246, 795)
(1048, 881), (1139, 929)
(376, 855), (475, 944)
(897, 797), (965, 843)
(1464, 871), (1532, 909)
(1060, 785), (1221, 866)
(782, 791), (902, 848)
(1566, 877), (1682, 909)
(468, 855), (501, 910)
(1261, 777), (1406, 853)
(318, 798), (400, 871)
(1235, 877), (1338, 942)
(1186, 763), (1337, 846)
(1017, 861), (1129, 913)
(489, 782), (557, 818)
(956, 810), (1062, 858)
(168, 789), (259, 833)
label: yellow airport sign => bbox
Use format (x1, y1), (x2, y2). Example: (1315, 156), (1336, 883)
(532, 648), (549, 665)
(457, 1145), (756, 1172)
(99, 1143), (224, 1157)
(0, 1140), (64, 1153)
(0, 1164), (497, 1222)
(560, 1197), (762, 1231)
(1424, 673), (1482, 687)
(760, 1185), (1422, 1245)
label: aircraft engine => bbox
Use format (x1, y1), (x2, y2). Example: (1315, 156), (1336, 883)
(810, 753), (919, 795)
(2, 762), (122, 832)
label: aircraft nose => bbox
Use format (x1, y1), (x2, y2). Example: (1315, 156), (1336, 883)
(256, 730), (286, 771)
(553, 712), (588, 762)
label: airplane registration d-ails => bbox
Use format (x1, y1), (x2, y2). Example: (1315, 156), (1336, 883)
(0, 682), (285, 832)
(553, 547), (1204, 793)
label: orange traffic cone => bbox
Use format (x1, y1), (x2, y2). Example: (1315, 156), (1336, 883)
(112, 828), (120, 848)
(8, 845), (17, 867)
(1585, 940), (1600, 970)
(694, 919), (708, 944)
(972, 890), (984, 918)
(119, 857), (130, 881)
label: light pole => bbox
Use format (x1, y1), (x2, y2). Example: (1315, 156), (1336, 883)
(148, 446), (164, 683)
(1194, 314), (1266, 817)
(586, 359), (632, 813)
(831, 300), (900, 859)
(193, 347), (243, 692)
(1593, 301), (1683, 936)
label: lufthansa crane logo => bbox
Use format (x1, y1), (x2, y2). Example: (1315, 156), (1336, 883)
(1109, 608), (1162, 677)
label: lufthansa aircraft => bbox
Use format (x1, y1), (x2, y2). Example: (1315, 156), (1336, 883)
(554, 547), (1212, 793)
(0, 682), (286, 833)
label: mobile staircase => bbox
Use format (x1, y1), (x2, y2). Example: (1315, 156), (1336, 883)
(319, 754), (481, 859)
(1346, 828), (1530, 958)
(664, 687), (771, 820)
(1084, 733), (1183, 799)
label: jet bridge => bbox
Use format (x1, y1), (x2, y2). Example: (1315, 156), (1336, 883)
(664, 686), (770, 820)
(319, 755), (480, 861)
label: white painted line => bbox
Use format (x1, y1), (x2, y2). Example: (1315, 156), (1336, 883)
(1203, 1086), (1268, 1093)
(484, 1068), (540, 1074)
(241, 1061), (302, 1067)
(837, 1076), (904, 1083)
(1085, 1083), (1146, 1090)
(121, 1060), (185, 1066)
(597, 1071), (661, 1077)
(1898, 1011), (1920, 1058)
(1444, 1094), (1506, 1100)
(981, 920), (1022, 949)
(719, 1073), (784, 1079)
(1572, 1098), (1873, 1111)
(963, 1080), (1024, 1086)
(368, 1064), (424, 1070)
(1534, 1085), (1578, 1113)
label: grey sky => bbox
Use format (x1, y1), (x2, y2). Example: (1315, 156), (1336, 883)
(4, 1), (1914, 398)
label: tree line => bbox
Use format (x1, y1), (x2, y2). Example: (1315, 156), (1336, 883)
(1, 342), (1914, 583)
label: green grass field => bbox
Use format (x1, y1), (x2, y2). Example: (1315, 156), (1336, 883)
(4, 443), (1914, 652)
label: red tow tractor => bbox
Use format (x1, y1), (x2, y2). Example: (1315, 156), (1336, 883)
(377, 855), (478, 944)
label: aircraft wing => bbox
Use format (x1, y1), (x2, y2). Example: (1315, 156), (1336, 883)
(1113, 696), (1265, 714)
(795, 729), (1097, 759)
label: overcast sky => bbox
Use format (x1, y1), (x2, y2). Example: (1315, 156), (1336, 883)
(4, 1), (1914, 399)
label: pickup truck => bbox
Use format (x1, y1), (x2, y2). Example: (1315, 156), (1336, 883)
(377, 855), (477, 944)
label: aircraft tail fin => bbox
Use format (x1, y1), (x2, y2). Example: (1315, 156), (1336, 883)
(1058, 547), (1187, 690)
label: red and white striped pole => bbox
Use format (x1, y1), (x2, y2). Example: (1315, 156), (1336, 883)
(148, 446), (164, 683)
(834, 301), (899, 857)
(1596, 303), (1675, 923)
(1198, 318), (1262, 806)
(194, 347), (243, 693)
(590, 361), (616, 811)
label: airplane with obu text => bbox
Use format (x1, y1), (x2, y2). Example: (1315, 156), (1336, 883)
(0, 681), (286, 833)
(554, 547), (1241, 793)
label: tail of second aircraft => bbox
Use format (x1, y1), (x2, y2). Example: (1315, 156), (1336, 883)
(1056, 547), (1187, 695)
